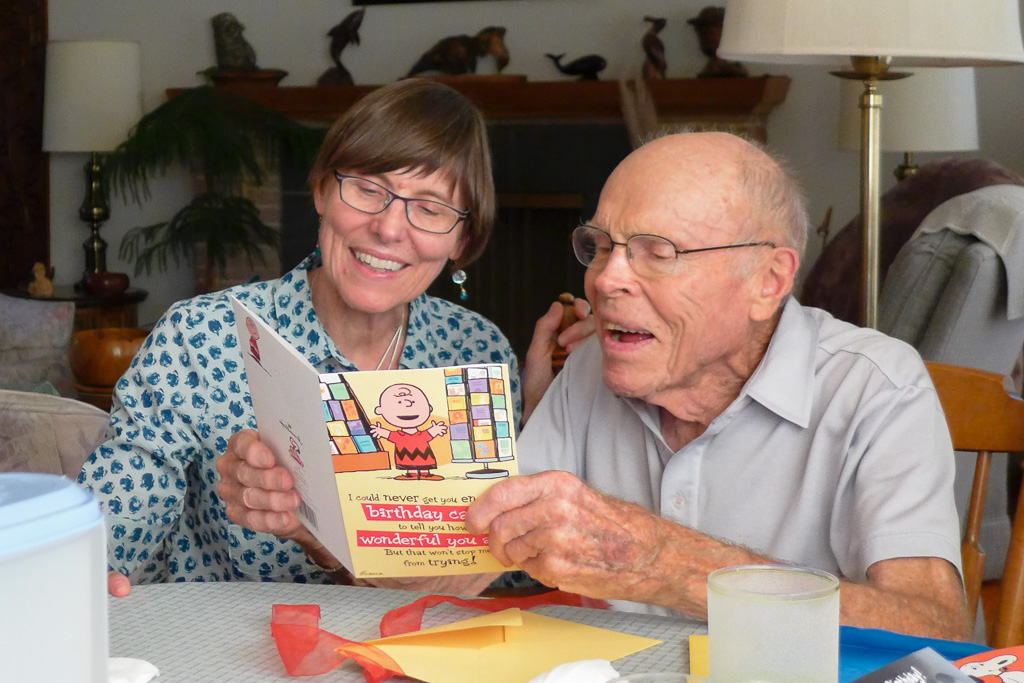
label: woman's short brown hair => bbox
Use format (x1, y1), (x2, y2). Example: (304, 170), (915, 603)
(308, 78), (494, 269)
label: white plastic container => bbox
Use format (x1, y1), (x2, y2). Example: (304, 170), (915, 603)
(0, 473), (108, 682)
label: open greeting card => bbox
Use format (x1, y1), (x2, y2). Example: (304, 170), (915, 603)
(231, 296), (519, 578)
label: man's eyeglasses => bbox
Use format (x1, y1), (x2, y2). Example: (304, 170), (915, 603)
(572, 224), (776, 278)
(334, 172), (469, 235)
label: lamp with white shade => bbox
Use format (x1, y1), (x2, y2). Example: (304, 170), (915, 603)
(43, 40), (142, 283)
(838, 68), (979, 182)
(719, 0), (1024, 328)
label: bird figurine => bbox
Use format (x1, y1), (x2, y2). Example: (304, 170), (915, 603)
(211, 12), (258, 70)
(641, 15), (667, 80)
(546, 53), (607, 81)
(406, 27), (509, 77)
(688, 6), (748, 77)
(317, 8), (364, 86)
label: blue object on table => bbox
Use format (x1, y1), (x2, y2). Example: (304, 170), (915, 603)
(840, 625), (990, 682)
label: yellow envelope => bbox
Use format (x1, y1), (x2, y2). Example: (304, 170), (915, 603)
(364, 608), (662, 683)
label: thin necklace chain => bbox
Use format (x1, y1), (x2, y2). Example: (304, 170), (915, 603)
(375, 306), (407, 371)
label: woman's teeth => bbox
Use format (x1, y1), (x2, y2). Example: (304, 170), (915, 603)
(355, 251), (404, 272)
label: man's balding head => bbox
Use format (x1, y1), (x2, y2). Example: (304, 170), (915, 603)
(582, 131), (804, 406)
(606, 132), (807, 260)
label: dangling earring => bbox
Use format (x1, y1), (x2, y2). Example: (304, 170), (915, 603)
(452, 269), (468, 301)
(314, 215), (323, 261)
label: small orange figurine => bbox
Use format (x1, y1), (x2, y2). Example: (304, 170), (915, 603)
(27, 262), (53, 298)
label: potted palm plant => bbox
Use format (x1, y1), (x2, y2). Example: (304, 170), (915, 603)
(106, 86), (321, 292)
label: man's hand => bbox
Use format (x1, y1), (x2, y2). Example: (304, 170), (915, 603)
(467, 470), (971, 638)
(522, 297), (593, 423)
(427, 420), (448, 438)
(466, 470), (674, 604)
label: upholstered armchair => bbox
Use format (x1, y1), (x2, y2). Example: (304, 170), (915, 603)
(878, 184), (1024, 580)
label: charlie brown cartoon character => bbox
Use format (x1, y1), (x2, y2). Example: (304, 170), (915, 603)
(371, 383), (448, 481)
(245, 316), (261, 364)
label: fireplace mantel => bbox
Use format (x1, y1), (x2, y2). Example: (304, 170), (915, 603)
(168, 76), (789, 134)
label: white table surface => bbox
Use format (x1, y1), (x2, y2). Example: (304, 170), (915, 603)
(108, 583), (705, 682)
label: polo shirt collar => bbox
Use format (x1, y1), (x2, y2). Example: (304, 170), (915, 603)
(742, 296), (817, 428)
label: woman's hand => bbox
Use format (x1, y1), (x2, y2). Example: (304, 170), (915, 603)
(217, 429), (340, 569)
(522, 296), (593, 423)
(108, 570), (131, 597)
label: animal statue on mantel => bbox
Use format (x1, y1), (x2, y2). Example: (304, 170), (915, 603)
(688, 6), (748, 78)
(641, 15), (667, 80)
(406, 27), (510, 77)
(212, 12), (258, 70)
(317, 8), (364, 86)
(546, 52), (607, 81)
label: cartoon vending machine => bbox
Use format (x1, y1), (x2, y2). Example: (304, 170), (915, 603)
(443, 364), (514, 479)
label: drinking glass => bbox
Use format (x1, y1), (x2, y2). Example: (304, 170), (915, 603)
(707, 564), (839, 683)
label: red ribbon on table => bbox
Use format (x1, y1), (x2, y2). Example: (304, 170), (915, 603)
(271, 591), (610, 680)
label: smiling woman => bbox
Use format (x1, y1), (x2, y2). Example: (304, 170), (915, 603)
(78, 78), (581, 596)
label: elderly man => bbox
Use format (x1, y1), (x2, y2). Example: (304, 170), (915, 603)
(468, 132), (969, 640)
(217, 132), (967, 640)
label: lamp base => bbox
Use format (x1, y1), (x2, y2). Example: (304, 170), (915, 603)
(78, 152), (110, 282)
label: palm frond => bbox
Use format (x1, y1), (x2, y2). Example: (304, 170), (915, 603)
(119, 192), (279, 278)
(105, 86), (321, 203)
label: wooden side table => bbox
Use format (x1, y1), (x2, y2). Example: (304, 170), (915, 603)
(2, 286), (148, 332)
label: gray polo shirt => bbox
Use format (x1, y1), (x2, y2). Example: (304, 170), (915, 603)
(518, 297), (961, 611)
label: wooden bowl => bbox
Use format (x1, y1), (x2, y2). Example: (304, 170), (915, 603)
(82, 271), (130, 296)
(69, 327), (149, 389)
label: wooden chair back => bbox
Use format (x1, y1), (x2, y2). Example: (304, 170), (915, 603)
(926, 361), (1024, 646)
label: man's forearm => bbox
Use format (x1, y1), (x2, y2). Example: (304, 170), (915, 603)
(837, 558), (971, 641)
(627, 516), (970, 640)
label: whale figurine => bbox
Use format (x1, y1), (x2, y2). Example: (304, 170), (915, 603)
(545, 52), (607, 81)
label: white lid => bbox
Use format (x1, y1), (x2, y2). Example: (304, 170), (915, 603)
(0, 473), (103, 559)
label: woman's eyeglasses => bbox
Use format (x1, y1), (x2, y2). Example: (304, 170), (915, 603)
(334, 172), (469, 234)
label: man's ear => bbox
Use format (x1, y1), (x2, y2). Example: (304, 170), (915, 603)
(750, 247), (799, 322)
(374, 406), (383, 416)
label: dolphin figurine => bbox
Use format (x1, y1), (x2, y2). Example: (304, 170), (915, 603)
(317, 8), (364, 86)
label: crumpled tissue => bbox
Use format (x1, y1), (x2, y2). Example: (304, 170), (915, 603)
(108, 657), (160, 683)
(527, 659), (620, 683)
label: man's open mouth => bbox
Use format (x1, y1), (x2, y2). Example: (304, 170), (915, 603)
(606, 322), (654, 343)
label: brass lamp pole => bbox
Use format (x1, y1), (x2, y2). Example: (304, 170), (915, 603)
(832, 57), (909, 328)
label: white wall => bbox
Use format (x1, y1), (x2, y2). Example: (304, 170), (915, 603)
(48, 0), (1024, 325)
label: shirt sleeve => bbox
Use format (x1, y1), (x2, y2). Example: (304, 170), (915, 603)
(77, 301), (211, 582)
(832, 378), (963, 582)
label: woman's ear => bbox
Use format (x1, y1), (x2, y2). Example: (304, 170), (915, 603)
(312, 181), (327, 218)
(449, 228), (469, 263)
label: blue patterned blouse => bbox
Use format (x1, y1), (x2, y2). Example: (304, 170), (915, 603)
(78, 253), (521, 584)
